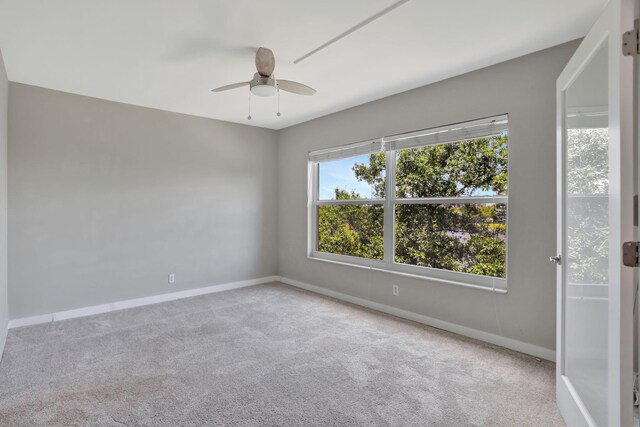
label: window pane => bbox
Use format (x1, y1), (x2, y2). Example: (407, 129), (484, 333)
(394, 203), (506, 278)
(317, 205), (383, 260)
(318, 153), (386, 200)
(395, 135), (508, 198)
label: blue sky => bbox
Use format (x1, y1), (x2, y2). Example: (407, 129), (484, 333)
(318, 152), (503, 199)
(319, 155), (378, 199)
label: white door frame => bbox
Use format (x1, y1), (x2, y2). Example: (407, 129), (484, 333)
(555, 0), (635, 425)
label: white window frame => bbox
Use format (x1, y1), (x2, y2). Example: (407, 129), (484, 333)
(307, 115), (509, 293)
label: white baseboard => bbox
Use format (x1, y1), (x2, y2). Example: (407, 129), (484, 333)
(8, 313), (52, 329)
(279, 276), (556, 362)
(6, 275), (555, 362)
(8, 276), (279, 329)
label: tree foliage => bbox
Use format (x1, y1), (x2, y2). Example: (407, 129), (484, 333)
(317, 135), (508, 278)
(317, 189), (384, 260)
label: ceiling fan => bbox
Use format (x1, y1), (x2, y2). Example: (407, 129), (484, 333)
(211, 47), (316, 98)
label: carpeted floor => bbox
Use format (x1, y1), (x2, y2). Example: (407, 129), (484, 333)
(0, 282), (564, 426)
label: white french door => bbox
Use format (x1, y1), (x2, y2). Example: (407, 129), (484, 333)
(555, 0), (635, 426)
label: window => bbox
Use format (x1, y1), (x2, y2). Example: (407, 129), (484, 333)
(308, 115), (509, 291)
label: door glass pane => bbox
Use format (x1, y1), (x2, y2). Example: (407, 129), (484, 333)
(564, 42), (608, 426)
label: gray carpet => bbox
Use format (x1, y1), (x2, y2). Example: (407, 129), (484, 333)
(0, 282), (564, 426)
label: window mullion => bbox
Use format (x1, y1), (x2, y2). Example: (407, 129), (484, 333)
(309, 162), (319, 256)
(315, 199), (385, 206)
(383, 147), (396, 267)
(394, 195), (508, 205)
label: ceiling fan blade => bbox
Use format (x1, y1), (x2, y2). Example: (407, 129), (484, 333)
(255, 47), (275, 77)
(211, 82), (249, 92)
(277, 80), (316, 96)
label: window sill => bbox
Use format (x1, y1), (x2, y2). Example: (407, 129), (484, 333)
(307, 254), (508, 294)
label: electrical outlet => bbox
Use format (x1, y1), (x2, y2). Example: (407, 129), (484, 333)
(393, 285), (399, 296)
(168, 273), (175, 284)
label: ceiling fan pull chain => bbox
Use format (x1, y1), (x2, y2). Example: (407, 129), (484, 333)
(247, 92), (252, 121)
(277, 89), (281, 117)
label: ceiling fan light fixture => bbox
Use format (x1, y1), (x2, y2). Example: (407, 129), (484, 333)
(250, 84), (277, 97)
(249, 73), (277, 97)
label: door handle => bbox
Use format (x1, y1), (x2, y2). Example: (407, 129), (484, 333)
(549, 255), (561, 265)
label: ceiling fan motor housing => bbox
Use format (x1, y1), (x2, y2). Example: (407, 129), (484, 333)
(250, 72), (277, 97)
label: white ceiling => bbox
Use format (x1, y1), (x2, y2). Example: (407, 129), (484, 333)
(0, 0), (606, 130)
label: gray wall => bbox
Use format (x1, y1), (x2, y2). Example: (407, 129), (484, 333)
(0, 50), (8, 357)
(8, 83), (278, 319)
(6, 41), (577, 354)
(277, 41), (580, 352)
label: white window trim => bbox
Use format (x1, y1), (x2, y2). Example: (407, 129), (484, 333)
(307, 115), (509, 293)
